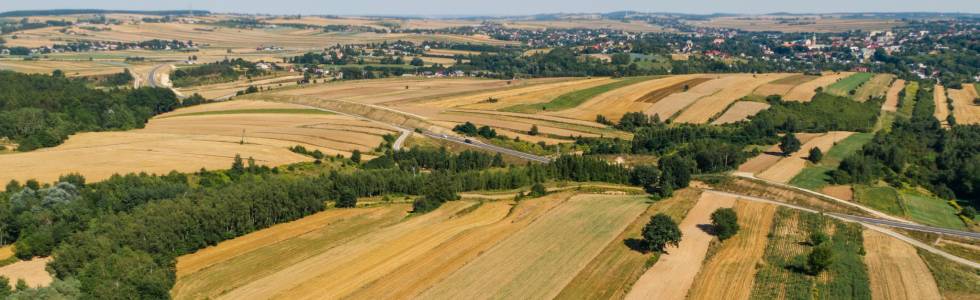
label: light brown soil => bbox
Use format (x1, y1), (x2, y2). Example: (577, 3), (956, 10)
(948, 85), (980, 125)
(177, 75), (304, 99)
(0, 257), (53, 288)
(711, 101), (772, 124)
(266, 77), (538, 105)
(784, 72), (854, 102)
(435, 77), (616, 110)
(882, 79), (906, 112)
(674, 74), (792, 124)
(821, 185), (854, 201)
(687, 200), (777, 300)
(0, 246), (12, 261)
(934, 85), (950, 126)
(863, 230), (942, 300)
(737, 145), (784, 174)
(757, 131), (854, 183)
(637, 77), (713, 103)
(625, 192), (737, 300)
(644, 75), (735, 120)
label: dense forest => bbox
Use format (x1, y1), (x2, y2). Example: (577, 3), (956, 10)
(0, 146), (691, 298)
(0, 71), (180, 150)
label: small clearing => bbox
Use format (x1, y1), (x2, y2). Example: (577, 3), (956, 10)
(625, 192), (737, 300)
(687, 200), (777, 300)
(863, 230), (942, 300)
(948, 85), (980, 124)
(0, 257), (53, 288)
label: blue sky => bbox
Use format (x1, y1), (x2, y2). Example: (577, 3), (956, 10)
(3, 0), (979, 15)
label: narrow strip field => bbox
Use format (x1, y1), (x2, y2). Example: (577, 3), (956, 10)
(784, 72), (854, 102)
(881, 79), (906, 112)
(825, 72), (874, 98)
(711, 101), (771, 124)
(430, 77), (615, 110)
(852, 74), (895, 102)
(625, 192), (737, 300)
(948, 85), (980, 124)
(757, 132), (854, 183)
(674, 73), (792, 124)
(500, 76), (652, 113)
(555, 188), (702, 299)
(420, 195), (648, 300)
(934, 84), (950, 126)
(687, 200), (777, 300)
(557, 75), (706, 121)
(644, 75), (738, 120)
(863, 230), (942, 300)
(752, 74), (819, 97)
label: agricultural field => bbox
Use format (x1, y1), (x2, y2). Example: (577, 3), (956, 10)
(825, 72), (873, 98)
(863, 230), (943, 300)
(752, 74), (819, 97)
(947, 85), (980, 124)
(687, 15), (904, 32)
(789, 132), (874, 190)
(0, 100), (393, 185)
(851, 184), (966, 230)
(783, 72), (855, 102)
(687, 200), (777, 300)
(500, 76), (653, 113)
(174, 191), (651, 299)
(556, 74), (709, 121)
(755, 131), (854, 183)
(0, 257), (52, 288)
(852, 74), (895, 102)
(934, 84), (950, 126)
(881, 79), (906, 112)
(711, 101), (771, 125)
(176, 74), (304, 99)
(0, 58), (137, 77)
(897, 81), (920, 117)
(625, 192), (736, 300)
(501, 19), (665, 32)
(748, 208), (871, 299)
(672, 73), (792, 124)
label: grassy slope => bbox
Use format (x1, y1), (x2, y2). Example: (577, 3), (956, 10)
(853, 185), (906, 217)
(901, 189), (966, 230)
(749, 208), (870, 300)
(897, 82), (919, 118)
(555, 188), (701, 299)
(917, 249), (980, 299)
(502, 76), (655, 113)
(826, 72), (874, 97)
(790, 133), (874, 190)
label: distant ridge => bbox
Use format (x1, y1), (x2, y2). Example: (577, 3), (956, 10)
(0, 9), (211, 17)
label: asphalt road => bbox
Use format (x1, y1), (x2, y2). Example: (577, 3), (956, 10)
(418, 131), (553, 163)
(831, 213), (980, 239)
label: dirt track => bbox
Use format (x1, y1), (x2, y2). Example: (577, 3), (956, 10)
(625, 192), (737, 300)
(687, 200), (776, 300)
(863, 230), (942, 300)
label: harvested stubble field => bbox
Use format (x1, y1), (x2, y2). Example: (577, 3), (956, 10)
(783, 72), (854, 102)
(555, 188), (702, 299)
(0, 100), (390, 186)
(948, 85), (980, 124)
(0, 59), (134, 77)
(431, 110), (607, 138)
(862, 229), (942, 300)
(501, 19), (665, 32)
(421, 194), (648, 300)
(427, 77), (616, 110)
(881, 79), (906, 112)
(752, 74), (819, 97)
(625, 192), (737, 300)
(934, 84), (950, 126)
(825, 72), (874, 98)
(500, 76), (655, 113)
(176, 74), (304, 99)
(643, 75), (741, 120)
(736, 133), (823, 174)
(262, 77), (559, 105)
(687, 16), (903, 33)
(687, 200), (777, 300)
(673, 73), (792, 124)
(852, 74), (895, 102)
(711, 101), (771, 125)
(0, 257), (52, 288)
(6, 22), (514, 49)
(556, 75), (707, 121)
(756, 131), (855, 183)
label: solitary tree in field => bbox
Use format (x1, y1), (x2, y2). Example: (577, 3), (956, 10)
(808, 147), (823, 163)
(710, 208), (739, 241)
(806, 245), (834, 275)
(780, 133), (801, 156)
(642, 213), (682, 252)
(529, 125), (539, 136)
(350, 150), (362, 163)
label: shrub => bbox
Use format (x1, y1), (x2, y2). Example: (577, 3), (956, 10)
(642, 213), (682, 252)
(806, 245), (834, 275)
(808, 147), (823, 163)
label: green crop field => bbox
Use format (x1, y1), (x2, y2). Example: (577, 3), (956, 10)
(853, 185), (906, 217)
(826, 73), (874, 98)
(897, 81), (919, 118)
(502, 76), (656, 113)
(900, 189), (965, 230)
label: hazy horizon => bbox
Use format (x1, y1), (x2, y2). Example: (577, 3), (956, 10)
(3, 0), (979, 16)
